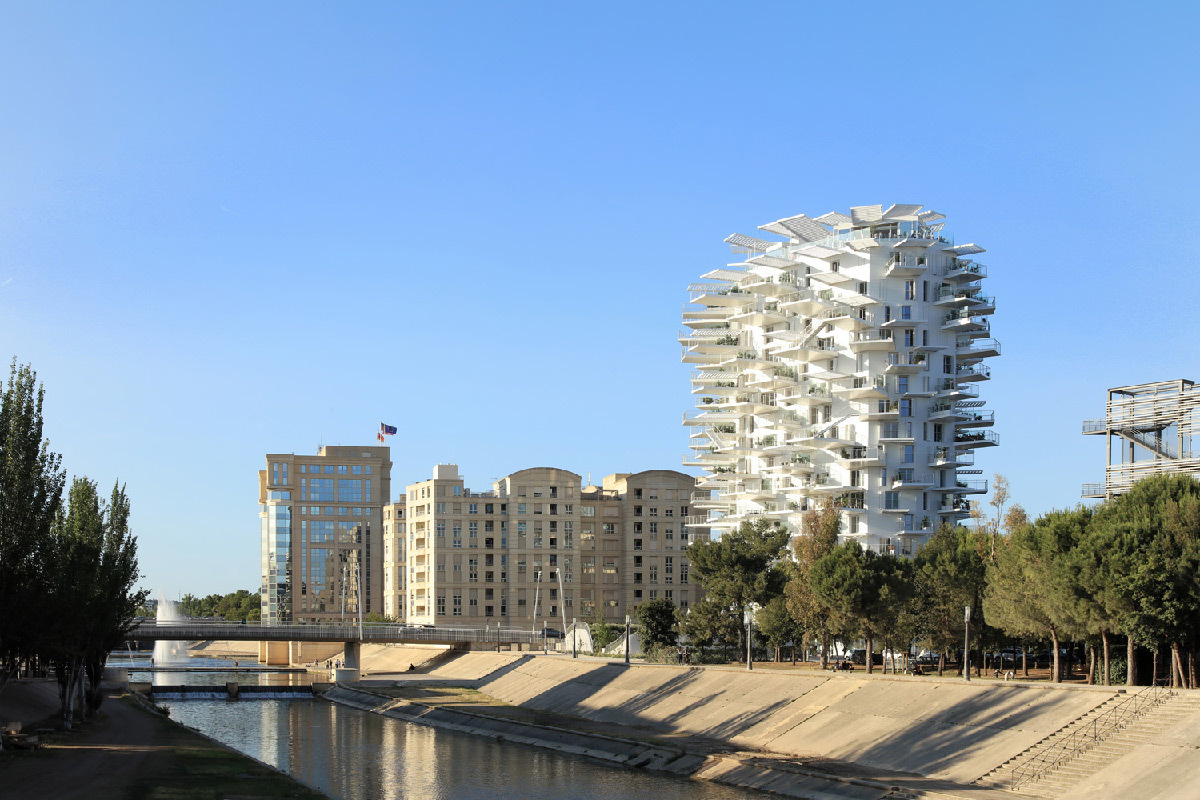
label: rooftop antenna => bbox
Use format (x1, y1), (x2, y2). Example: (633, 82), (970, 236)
(587, 471), (592, 486)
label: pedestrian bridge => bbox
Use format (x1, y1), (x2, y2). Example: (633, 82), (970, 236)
(128, 620), (558, 647)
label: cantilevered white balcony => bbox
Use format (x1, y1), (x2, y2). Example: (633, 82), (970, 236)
(885, 353), (930, 375)
(834, 376), (888, 401)
(884, 254), (928, 278)
(849, 330), (896, 353)
(891, 471), (936, 489)
(859, 399), (900, 421)
(941, 309), (988, 332)
(939, 259), (988, 282)
(957, 410), (995, 428)
(957, 337), (1001, 362)
(929, 448), (973, 469)
(952, 479), (989, 494)
(955, 430), (999, 448)
(955, 363), (991, 383)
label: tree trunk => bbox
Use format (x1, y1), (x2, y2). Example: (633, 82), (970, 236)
(1101, 631), (1111, 686)
(1128, 636), (1138, 686)
(866, 631), (874, 674)
(1086, 642), (1095, 685)
(1190, 647), (1197, 690)
(1171, 642), (1186, 689)
(1050, 628), (1061, 683)
(820, 630), (829, 670)
(937, 651), (945, 677)
(1153, 649), (1160, 686)
(1022, 645), (1029, 677)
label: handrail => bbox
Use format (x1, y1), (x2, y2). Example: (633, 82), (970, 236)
(1010, 685), (1174, 790)
(128, 620), (561, 644)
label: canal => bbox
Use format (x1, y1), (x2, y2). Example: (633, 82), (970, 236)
(162, 696), (770, 799)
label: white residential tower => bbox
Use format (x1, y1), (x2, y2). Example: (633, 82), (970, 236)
(681, 204), (999, 555)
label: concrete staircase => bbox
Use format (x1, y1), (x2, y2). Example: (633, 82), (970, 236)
(1015, 690), (1200, 798)
(974, 692), (1127, 791)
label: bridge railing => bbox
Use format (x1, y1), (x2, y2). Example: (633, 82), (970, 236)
(128, 620), (561, 645)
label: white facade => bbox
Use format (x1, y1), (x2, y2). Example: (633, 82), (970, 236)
(681, 204), (999, 555)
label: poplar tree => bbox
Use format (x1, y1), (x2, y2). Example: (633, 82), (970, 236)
(0, 362), (65, 716)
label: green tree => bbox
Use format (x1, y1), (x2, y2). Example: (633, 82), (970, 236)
(635, 597), (678, 651)
(785, 500), (841, 668)
(40, 479), (146, 723)
(756, 593), (804, 663)
(688, 518), (790, 654)
(0, 362), (65, 718)
(810, 542), (912, 674)
(680, 596), (741, 659)
(912, 523), (987, 675)
(1091, 475), (1200, 687)
(984, 508), (1090, 682)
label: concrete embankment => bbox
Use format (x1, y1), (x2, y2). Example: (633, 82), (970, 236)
(329, 653), (1200, 799)
(323, 684), (925, 800)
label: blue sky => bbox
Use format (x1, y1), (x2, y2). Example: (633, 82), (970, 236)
(2, 2), (1198, 597)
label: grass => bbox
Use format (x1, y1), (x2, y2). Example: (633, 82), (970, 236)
(121, 696), (330, 800)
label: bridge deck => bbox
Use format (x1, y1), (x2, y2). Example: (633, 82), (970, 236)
(128, 621), (559, 646)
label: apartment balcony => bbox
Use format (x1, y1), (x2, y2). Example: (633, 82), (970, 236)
(682, 308), (735, 329)
(688, 284), (751, 307)
(958, 410), (995, 428)
(955, 430), (1000, 448)
(779, 387), (833, 407)
(884, 255), (929, 278)
(849, 330), (896, 353)
(840, 445), (884, 467)
(953, 479), (989, 495)
(929, 448), (973, 469)
(881, 503), (914, 515)
(896, 518), (937, 537)
(938, 500), (973, 516)
(934, 380), (980, 401)
(941, 309), (989, 333)
(682, 410), (740, 426)
(681, 451), (737, 468)
(684, 514), (712, 528)
(892, 472), (936, 489)
(929, 402), (968, 422)
(729, 305), (790, 328)
(885, 354), (929, 375)
(834, 377), (888, 401)
(1082, 482), (1106, 498)
(956, 337), (1001, 362)
(879, 425), (915, 444)
(933, 285), (985, 306)
(808, 268), (856, 287)
(939, 259), (988, 282)
(882, 313), (925, 329)
(955, 363), (991, 383)
(860, 400), (900, 421)
(818, 305), (874, 331)
(1081, 419), (1107, 435)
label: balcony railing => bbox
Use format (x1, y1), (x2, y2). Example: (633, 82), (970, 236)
(956, 430), (1000, 446)
(957, 364), (991, 379)
(1081, 419), (1107, 434)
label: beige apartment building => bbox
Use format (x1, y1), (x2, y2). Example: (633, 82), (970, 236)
(383, 465), (709, 627)
(259, 446), (392, 623)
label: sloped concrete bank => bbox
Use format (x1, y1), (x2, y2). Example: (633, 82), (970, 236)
(322, 685), (921, 800)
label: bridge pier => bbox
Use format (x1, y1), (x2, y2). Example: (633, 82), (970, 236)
(259, 640), (290, 666)
(332, 641), (361, 682)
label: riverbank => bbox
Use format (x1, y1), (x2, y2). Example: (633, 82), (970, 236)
(329, 652), (1200, 799)
(324, 675), (1016, 799)
(0, 679), (328, 800)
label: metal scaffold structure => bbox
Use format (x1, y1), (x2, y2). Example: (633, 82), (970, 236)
(1082, 379), (1200, 499)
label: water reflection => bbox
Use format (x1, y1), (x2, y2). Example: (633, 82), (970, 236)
(164, 698), (766, 800)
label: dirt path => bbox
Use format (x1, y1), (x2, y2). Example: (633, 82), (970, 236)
(0, 679), (325, 800)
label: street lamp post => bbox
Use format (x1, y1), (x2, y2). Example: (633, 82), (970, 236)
(624, 614), (631, 665)
(745, 608), (754, 672)
(572, 617), (577, 659)
(964, 605), (972, 683)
